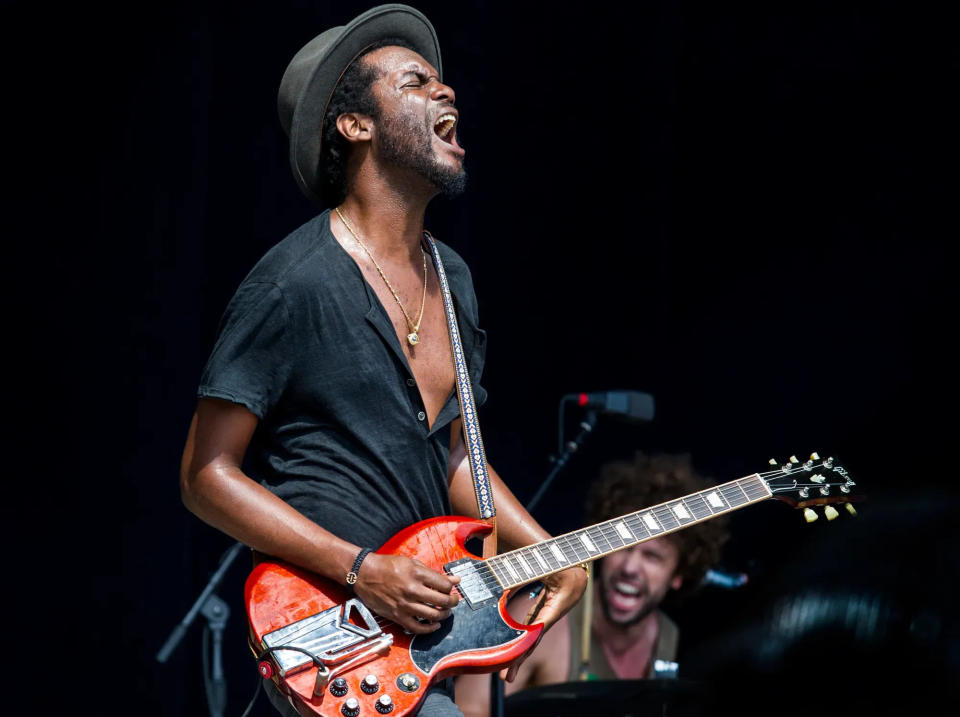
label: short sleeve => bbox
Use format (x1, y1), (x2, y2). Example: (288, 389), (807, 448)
(197, 281), (292, 419)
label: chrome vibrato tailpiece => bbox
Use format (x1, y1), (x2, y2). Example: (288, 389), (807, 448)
(260, 598), (393, 692)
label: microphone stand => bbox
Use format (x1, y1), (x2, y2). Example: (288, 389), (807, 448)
(156, 541), (245, 717)
(526, 410), (598, 514)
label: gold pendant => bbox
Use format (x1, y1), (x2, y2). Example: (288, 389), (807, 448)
(407, 332), (420, 346)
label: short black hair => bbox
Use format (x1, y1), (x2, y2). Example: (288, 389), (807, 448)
(316, 37), (419, 207)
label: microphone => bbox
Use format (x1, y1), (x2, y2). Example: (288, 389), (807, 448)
(702, 569), (749, 589)
(564, 391), (655, 421)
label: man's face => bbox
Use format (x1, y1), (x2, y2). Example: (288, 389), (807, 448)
(597, 537), (683, 628)
(363, 45), (466, 196)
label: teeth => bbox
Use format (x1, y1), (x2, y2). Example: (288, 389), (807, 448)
(434, 113), (456, 136)
(615, 582), (640, 595)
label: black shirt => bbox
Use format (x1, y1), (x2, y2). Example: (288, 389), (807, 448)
(197, 211), (487, 550)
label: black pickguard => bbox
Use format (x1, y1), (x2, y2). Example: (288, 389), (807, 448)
(409, 601), (524, 673)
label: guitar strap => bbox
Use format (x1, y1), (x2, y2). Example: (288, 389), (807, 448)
(423, 233), (498, 558)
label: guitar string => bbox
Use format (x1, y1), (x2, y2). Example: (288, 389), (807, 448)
(365, 471), (844, 609)
(471, 471), (843, 590)
(360, 470), (846, 633)
(479, 478), (768, 588)
(470, 487), (759, 589)
(459, 468), (840, 591)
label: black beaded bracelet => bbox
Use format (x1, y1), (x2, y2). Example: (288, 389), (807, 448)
(346, 548), (373, 587)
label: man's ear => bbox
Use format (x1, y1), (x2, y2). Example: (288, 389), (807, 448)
(670, 574), (683, 592)
(335, 112), (373, 144)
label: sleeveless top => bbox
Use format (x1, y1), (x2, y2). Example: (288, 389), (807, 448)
(566, 598), (679, 680)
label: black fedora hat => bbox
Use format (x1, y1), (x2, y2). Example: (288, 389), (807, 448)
(278, 4), (442, 205)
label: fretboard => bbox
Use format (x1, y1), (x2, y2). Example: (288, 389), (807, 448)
(485, 474), (770, 589)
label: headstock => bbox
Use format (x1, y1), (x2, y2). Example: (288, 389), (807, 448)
(762, 453), (861, 522)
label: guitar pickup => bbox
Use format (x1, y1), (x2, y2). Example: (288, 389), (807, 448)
(444, 558), (502, 609)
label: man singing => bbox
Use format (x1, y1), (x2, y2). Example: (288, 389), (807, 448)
(179, 5), (586, 716)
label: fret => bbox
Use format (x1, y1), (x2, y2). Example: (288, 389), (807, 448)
(719, 481), (750, 507)
(515, 551), (534, 577)
(506, 554), (530, 583)
(613, 520), (636, 542)
(625, 513), (651, 540)
(530, 545), (550, 572)
(704, 489), (728, 512)
(487, 558), (510, 586)
(594, 522), (623, 551)
(653, 507), (680, 531)
(641, 512), (662, 533)
(501, 556), (521, 583)
(684, 494), (713, 520)
(559, 535), (586, 564)
(740, 475), (770, 500)
(669, 500), (693, 522)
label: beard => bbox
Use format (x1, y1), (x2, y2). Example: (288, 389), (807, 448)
(376, 108), (467, 197)
(595, 561), (669, 629)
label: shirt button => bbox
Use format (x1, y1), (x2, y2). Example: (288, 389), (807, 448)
(406, 378), (416, 387)
(417, 411), (426, 422)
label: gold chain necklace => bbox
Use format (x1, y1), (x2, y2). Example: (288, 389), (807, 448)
(335, 206), (428, 346)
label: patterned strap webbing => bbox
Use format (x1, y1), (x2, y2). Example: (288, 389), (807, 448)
(423, 233), (495, 520)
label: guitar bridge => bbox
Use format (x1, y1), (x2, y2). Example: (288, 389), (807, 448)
(260, 599), (386, 677)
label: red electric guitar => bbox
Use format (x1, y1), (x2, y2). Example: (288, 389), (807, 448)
(245, 453), (860, 717)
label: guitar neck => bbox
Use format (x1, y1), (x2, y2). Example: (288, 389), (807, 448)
(485, 473), (771, 589)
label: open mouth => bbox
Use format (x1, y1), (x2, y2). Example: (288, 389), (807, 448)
(607, 581), (644, 612)
(433, 113), (457, 144)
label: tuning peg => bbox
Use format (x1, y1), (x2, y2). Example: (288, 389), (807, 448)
(824, 505), (839, 521)
(769, 458), (778, 466)
(789, 455), (799, 464)
(810, 452), (820, 460)
(845, 503), (858, 516)
(803, 508), (818, 523)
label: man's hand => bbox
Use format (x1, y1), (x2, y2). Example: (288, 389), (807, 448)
(353, 553), (461, 635)
(500, 565), (588, 682)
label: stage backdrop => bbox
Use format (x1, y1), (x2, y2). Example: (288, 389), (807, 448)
(6, 1), (955, 715)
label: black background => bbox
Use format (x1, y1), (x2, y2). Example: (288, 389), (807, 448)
(8, 1), (956, 714)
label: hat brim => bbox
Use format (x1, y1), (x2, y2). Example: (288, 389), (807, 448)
(287, 4), (442, 205)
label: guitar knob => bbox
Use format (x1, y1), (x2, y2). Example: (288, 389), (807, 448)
(803, 508), (818, 523)
(824, 505), (839, 521)
(376, 695), (395, 714)
(330, 678), (348, 697)
(846, 503), (858, 516)
(341, 698), (360, 717)
(361, 674), (380, 693)
(397, 673), (420, 692)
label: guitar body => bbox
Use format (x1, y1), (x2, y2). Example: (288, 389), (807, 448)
(245, 516), (542, 717)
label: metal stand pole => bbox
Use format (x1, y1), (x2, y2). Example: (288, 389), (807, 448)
(156, 541), (245, 663)
(525, 410), (598, 514)
(202, 594), (230, 717)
